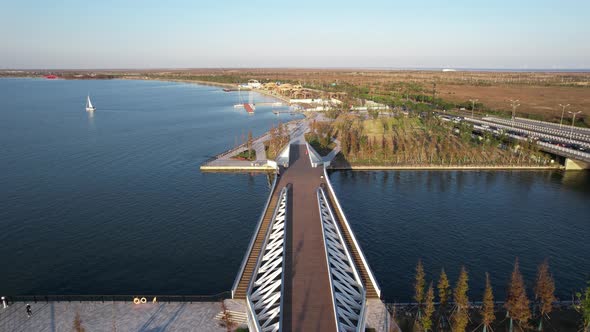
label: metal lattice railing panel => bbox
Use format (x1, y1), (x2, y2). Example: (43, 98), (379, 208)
(317, 187), (366, 332)
(247, 187), (288, 332)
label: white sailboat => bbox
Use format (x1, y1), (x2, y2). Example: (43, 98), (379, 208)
(85, 95), (96, 112)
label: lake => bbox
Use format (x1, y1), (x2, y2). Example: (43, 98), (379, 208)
(0, 78), (588, 302)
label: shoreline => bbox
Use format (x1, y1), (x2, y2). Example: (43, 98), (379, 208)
(328, 165), (561, 171)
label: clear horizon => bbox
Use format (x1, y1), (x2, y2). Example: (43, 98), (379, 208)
(1, 0), (589, 69)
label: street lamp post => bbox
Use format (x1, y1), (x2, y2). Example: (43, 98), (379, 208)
(470, 99), (478, 118)
(558, 104), (570, 129)
(510, 99), (520, 128)
(568, 111), (582, 141)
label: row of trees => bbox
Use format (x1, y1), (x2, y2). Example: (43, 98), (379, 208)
(408, 259), (590, 332)
(265, 123), (290, 160)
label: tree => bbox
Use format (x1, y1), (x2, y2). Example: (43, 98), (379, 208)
(73, 312), (86, 332)
(247, 130), (253, 159)
(415, 260), (426, 307)
(437, 268), (452, 329)
(574, 280), (590, 332)
(452, 266), (469, 332)
(534, 259), (556, 331)
(481, 273), (495, 332)
(438, 268), (451, 308)
(421, 282), (435, 331)
(505, 258), (531, 332)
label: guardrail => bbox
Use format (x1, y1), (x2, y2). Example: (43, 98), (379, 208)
(231, 173), (279, 297)
(465, 117), (590, 150)
(537, 141), (590, 162)
(484, 117), (590, 143)
(469, 119), (590, 163)
(2, 292), (231, 304)
(515, 117), (590, 134)
(322, 167), (382, 299)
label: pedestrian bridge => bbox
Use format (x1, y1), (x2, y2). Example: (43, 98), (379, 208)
(232, 144), (381, 331)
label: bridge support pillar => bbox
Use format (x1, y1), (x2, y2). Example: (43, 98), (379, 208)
(565, 158), (590, 170)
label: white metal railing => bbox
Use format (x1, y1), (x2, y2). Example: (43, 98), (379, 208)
(471, 123), (590, 163)
(322, 167), (382, 299)
(246, 186), (289, 332)
(515, 117), (590, 134)
(318, 187), (366, 332)
(483, 117), (590, 143)
(232, 175), (278, 298)
(465, 117), (590, 149)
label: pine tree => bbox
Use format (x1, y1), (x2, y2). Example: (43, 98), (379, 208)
(452, 266), (469, 332)
(421, 282), (435, 331)
(438, 268), (451, 308)
(415, 260), (426, 305)
(534, 259), (556, 331)
(505, 258), (531, 331)
(481, 273), (495, 332)
(437, 268), (452, 329)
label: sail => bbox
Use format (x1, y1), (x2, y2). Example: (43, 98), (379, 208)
(86, 96), (93, 109)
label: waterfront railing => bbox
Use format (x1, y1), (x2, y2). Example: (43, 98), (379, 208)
(2, 292), (231, 304)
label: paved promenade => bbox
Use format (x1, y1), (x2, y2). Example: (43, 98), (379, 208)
(0, 301), (228, 332)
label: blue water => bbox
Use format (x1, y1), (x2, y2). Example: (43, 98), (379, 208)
(331, 170), (590, 302)
(0, 78), (299, 296)
(0, 78), (588, 302)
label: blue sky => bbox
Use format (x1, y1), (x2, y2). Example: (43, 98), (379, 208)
(1, 0), (589, 69)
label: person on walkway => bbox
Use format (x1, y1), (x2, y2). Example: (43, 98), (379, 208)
(26, 304), (32, 317)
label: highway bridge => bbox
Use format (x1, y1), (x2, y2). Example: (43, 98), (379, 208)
(463, 117), (590, 169)
(232, 144), (385, 331)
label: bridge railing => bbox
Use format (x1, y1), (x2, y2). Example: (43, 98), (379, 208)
(483, 117), (590, 143)
(515, 117), (590, 134)
(466, 117), (590, 149)
(322, 166), (382, 299)
(2, 292), (231, 304)
(231, 173), (279, 297)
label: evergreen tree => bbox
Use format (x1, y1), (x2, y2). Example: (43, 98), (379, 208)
(481, 273), (495, 332)
(438, 268), (451, 308)
(452, 266), (469, 332)
(534, 259), (556, 331)
(437, 268), (452, 329)
(421, 282), (435, 331)
(415, 260), (426, 306)
(505, 258), (531, 331)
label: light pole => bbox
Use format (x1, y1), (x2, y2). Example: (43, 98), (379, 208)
(510, 99), (520, 128)
(558, 104), (570, 129)
(568, 111), (582, 141)
(470, 99), (478, 118)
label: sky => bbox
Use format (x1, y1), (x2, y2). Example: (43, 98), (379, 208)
(1, 0), (589, 69)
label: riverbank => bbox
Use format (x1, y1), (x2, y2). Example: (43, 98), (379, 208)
(328, 164), (562, 171)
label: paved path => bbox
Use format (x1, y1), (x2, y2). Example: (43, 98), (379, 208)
(276, 144), (337, 331)
(0, 301), (228, 332)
